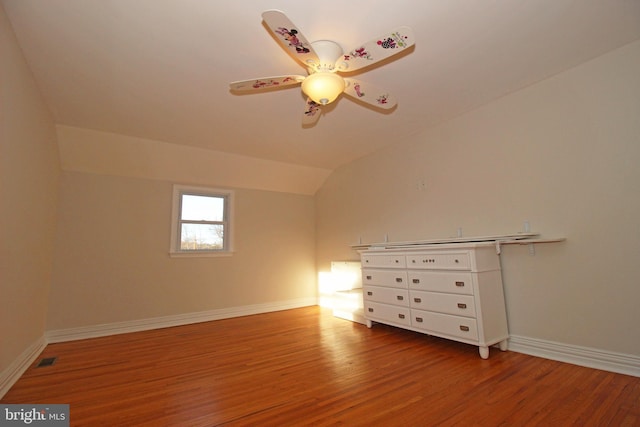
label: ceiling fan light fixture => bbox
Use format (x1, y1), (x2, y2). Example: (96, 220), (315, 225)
(231, 11), (415, 124)
(301, 72), (345, 105)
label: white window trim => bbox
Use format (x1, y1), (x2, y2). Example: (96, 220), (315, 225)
(170, 184), (235, 257)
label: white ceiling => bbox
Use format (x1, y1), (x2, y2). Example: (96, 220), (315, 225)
(4, 0), (640, 170)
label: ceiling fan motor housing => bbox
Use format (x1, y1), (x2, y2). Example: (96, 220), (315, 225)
(309, 40), (344, 71)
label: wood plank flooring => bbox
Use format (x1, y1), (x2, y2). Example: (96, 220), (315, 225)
(3, 306), (639, 426)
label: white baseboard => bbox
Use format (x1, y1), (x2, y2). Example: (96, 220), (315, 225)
(46, 298), (316, 343)
(508, 334), (640, 377)
(0, 335), (47, 399)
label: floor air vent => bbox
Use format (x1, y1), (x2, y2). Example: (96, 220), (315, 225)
(37, 357), (57, 367)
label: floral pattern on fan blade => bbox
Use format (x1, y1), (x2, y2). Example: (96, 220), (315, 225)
(343, 30), (411, 62)
(347, 47), (372, 61)
(275, 27), (310, 54)
(251, 77), (296, 89)
(377, 31), (411, 49)
(377, 94), (390, 105)
(305, 101), (320, 116)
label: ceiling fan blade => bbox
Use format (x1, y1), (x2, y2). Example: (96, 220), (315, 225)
(229, 75), (305, 92)
(261, 10), (320, 68)
(342, 78), (397, 109)
(302, 98), (321, 125)
(336, 26), (415, 73)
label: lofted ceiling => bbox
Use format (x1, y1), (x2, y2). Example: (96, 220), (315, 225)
(4, 0), (640, 170)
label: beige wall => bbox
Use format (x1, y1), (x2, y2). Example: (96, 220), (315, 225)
(47, 172), (316, 329)
(316, 41), (640, 356)
(0, 6), (60, 371)
(56, 126), (332, 196)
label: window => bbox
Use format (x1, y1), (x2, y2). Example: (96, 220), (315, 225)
(170, 185), (234, 256)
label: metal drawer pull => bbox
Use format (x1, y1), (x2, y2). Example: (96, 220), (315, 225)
(412, 279), (420, 284)
(455, 259), (459, 263)
(459, 325), (470, 332)
(368, 308), (374, 312)
(416, 317), (423, 323)
(398, 314), (405, 319)
(414, 298), (422, 303)
(395, 277), (403, 283)
(455, 281), (465, 287)
(457, 303), (467, 309)
(367, 291), (373, 296)
(395, 259), (399, 263)
(397, 295), (404, 300)
(366, 275), (372, 280)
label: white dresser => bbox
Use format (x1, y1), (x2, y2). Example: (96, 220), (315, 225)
(360, 243), (508, 359)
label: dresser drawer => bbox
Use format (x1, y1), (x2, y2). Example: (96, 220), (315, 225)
(406, 252), (470, 270)
(361, 253), (406, 268)
(409, 290), (476, 318)
(362, 269), (408, 288)
(364, 301), (411, 327)
(408, 271), (473, 295)
(364, 285), (409, 306)
(411, 309), (479, 341)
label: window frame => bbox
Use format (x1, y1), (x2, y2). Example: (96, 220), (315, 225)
(170, 184), (234, 257)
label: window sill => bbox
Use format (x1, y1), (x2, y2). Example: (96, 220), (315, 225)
(169, 251), (234, 258)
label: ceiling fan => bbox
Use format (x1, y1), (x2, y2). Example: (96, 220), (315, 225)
(229, 10), (415, 125)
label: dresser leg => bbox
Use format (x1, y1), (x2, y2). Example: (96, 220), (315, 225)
(366, 320), (373, 329)
(499, 339), (508, 351)
(479, 346), (489, 359)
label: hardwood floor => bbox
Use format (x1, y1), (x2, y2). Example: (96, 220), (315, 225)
(3, 306), (639, 426)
